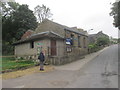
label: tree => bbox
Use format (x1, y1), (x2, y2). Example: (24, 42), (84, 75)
(110, 1), (120, 30)
(96, 37), (110, 46)
(2, 2), (38, 41)
(11, 4), (38, 40)
(2, 2), (38, 55)
(1, 2), (19, 17)
(34, 4), (53, 23)
(2, 2), (20, 42)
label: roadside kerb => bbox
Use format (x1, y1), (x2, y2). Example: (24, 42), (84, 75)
(54, 46), (109, 71)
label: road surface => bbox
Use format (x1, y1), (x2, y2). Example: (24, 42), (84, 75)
(66, 44), (118, 88)
(2, 44), (118, 88)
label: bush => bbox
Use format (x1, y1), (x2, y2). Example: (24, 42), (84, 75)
(96, 37), (110, 46)
(2, 41), (14, 55)
(118, 38), (120, 43)
(88, 43), (99, 53)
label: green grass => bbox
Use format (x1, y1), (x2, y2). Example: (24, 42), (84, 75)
(1, 57), (35, 72)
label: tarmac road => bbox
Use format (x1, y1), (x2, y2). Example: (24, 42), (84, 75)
(65, 44), (118, 88)
(2, 44), (118, 88)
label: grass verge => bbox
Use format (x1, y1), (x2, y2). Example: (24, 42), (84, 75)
(1, 65), (54, 80)
(0, 56), (54, 80)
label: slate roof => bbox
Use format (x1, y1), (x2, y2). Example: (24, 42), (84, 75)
(13, 19), (87, 45)
(35, 19), (87, 37)
(64, 28), (87, 36)
(13, 31), (64, 45)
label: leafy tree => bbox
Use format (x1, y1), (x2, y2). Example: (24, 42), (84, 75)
(1, 2), (19, 17)
(110, 1), (120, 30)
(34, 4), (53, 23)
(11, 4), (38, 40)
(96, 37), (110, 46)
(2, 2), (38, 41)
(2, 2), (19, 42)
(2, 2), (38, 55)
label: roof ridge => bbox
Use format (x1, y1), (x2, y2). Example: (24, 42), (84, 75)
(49, 31), (64, 38)
(45, 19), (86, 33)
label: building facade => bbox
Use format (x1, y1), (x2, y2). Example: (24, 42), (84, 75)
(13, 19), (88, 65)
(88, 31), (109, 44)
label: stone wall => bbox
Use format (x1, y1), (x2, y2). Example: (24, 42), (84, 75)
(15, 38), (50, 56)
(15, 45), (88, 65)
(48, 54), (85, 65)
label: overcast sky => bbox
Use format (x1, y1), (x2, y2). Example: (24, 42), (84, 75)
(15, 0), (119, 38)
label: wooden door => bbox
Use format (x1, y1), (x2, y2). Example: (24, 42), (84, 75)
(51, 39), (57, 56)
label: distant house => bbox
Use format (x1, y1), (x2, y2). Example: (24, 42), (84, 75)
(13, 19), (88, 65)
(88, 31), (109, 44)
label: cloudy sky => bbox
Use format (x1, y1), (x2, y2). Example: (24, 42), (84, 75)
(15, 0), (119, 38)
